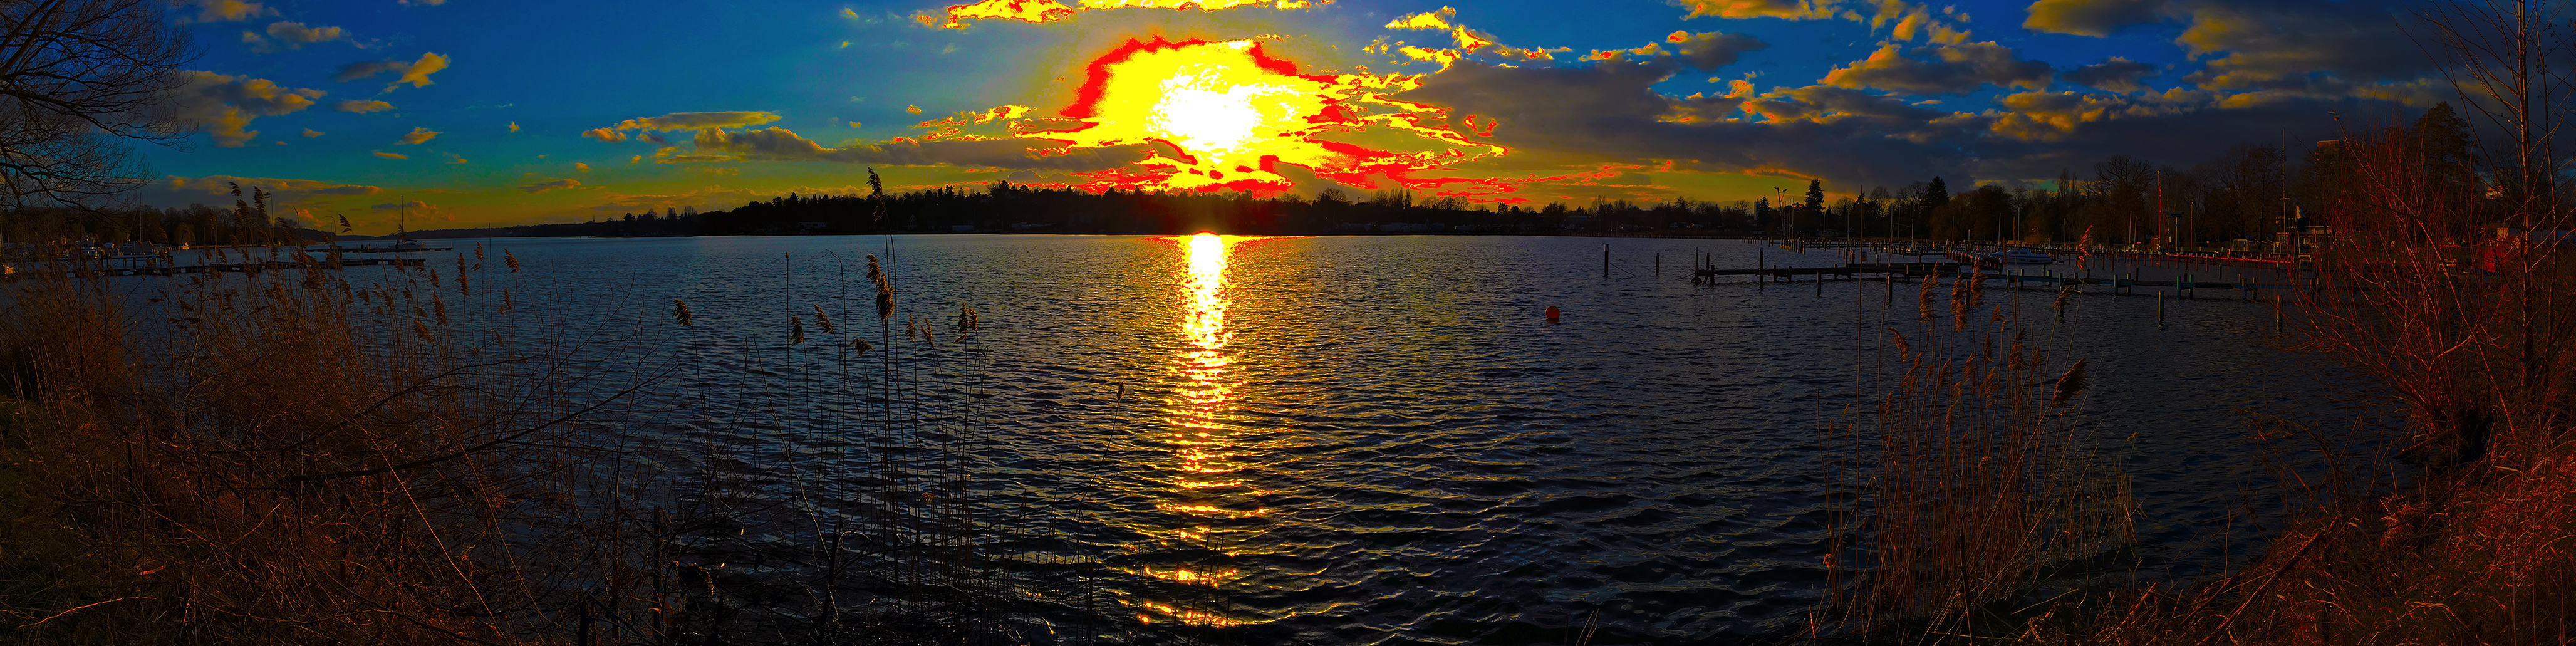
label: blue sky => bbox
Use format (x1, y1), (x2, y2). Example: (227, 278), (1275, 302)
(137, 0), (2441, 234)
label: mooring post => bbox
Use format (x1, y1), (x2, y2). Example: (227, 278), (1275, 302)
(1655, 253), (1661, 277)
(2158, 289), (2166, 329)
(2275, 294), (2284, 333)
(1603, 244), (1609, 279)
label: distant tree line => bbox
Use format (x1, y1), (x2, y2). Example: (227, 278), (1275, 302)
(1, 104), (2477, 249)
(676, 107), (2471, 247)
(1, 183), (327, 246)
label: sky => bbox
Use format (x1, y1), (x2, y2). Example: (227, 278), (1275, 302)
(133, 0), (2453, 235)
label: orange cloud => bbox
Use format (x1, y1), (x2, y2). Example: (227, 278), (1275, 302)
(582, 128), (627, 142)
(2023, 0), (2170, 37)
(1670, 0), (1836, 20)
(1821, 42), (2052, 95)
(606, 111), (782, 132)
(929, 0), (1321, 28)
(373, 150), (408, 159)
(395, 127), (440, 145)
(521, 179), (582, 193)
(335, 99), (393, 113)
(183, 0), (273, 23)
(170, 70), (323, 147)
(387, 52), (447, 90)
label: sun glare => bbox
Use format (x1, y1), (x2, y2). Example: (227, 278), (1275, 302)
(1013, 37), (1507, 195)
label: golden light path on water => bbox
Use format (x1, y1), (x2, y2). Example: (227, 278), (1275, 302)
(1122, 232), (1279, 628)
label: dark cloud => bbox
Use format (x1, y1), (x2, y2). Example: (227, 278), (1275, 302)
(669, 125), (1142, 171)
(1822, 42), (2054, 95)
(1383, 54), (2416, 192)
(332, 60), (400, 82)
(1671, 31), (1769, 71)
(2064, 57), (2157, 92)
(1398, 58), (1970, 190)
(331, 53), (447, 91)
(521, 179), (583, 194)
(170, 70), (324, 147)
(2177, 1), (2433, 93)
(1966, 91), (2387, 179)
(2022, 0), (2172, 37)
(1737, 85), (1957, 135)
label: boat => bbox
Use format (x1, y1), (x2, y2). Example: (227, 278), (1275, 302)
(1987, 248), (2057, 264)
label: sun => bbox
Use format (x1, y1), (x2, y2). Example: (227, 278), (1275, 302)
(1017, 37), (1507, 195)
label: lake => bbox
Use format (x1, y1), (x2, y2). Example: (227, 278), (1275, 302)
(289, 234), (2384, 644)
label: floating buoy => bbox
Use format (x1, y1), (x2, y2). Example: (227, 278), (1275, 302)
(1545, 305), (1560, 322)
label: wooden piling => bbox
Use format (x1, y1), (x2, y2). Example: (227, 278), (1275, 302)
(1603, 244), (1609, 279)
(2158, 289), (2166, 329)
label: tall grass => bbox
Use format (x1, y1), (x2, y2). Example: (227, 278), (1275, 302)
(1822, 269), (2136, 642)
(0, 237), (1041, 644)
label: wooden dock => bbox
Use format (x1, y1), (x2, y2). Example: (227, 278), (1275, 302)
(1691, 261), (2305, 300)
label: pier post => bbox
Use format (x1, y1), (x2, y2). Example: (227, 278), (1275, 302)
(2158, 290), (2166, 329)
(1656, 253), (1661, 277)
(1603, 244), (1609, 279)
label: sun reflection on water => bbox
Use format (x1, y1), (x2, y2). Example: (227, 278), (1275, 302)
(1119, 232), (1282, 628)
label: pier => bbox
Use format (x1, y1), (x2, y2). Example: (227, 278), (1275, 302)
(1689, 259), (2305, 300)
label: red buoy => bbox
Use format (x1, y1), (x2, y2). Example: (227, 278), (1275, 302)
(1545, 305), (1561, 322)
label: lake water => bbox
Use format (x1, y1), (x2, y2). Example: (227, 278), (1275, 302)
(291, 234), (2385, 644)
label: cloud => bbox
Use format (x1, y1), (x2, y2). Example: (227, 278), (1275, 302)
(246, 21), (351, 51)
(152, 175), (381, 201)
(182, 0), (273, 23)
(521, 179), (583, 194)
(926, 0), (1310, 28)
(395, 127), (440, 145)
(372, 199), (432, 212)
(2064, 57), (2157, 92)
(1736, 85), (1954, 132)
(1388, 58), (1984, 192)
(508, 122), (520, 133)
(388, 52), (448, 90)
(1670, 0), (1838, 20)
(333, 52), (448, 91)
(373, 150), (408, 159)
(574, 162), (591, 172)
(2175, 1), (2431, 94)
(332, 60), (402, 83)
(1668, 31), (1769, 71)
(606, 112), (783, 132)
(401, 0), (446, 4)
(667, 124), (1140, 170)
(301, 128), (323, 137)
(1822, 42), (2053, 95)
(335, 99), (394, 113)
(584, 112), (786, 143)
(170, 70), (325, 147)
(2022, 0), (2171, 37)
